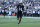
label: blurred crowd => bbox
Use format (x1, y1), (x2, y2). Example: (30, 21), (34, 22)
(0, 0), (40, 17)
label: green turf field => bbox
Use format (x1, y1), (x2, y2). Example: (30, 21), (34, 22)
(0, 16), (40, 27)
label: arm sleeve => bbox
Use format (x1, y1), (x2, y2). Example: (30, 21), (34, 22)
(22, 5), (24, 11)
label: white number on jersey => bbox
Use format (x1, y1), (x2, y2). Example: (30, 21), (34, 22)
(19, 8), (22, 11)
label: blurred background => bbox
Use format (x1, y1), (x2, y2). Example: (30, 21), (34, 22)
(0, 0), (40, 17)
(0, 0), (40, 27)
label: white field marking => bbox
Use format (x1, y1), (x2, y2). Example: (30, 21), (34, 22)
(7, 16), (40, 19)
(2, 21), (40, 24)
(0, 16), (40, 19)
(22, 17), (40, 19)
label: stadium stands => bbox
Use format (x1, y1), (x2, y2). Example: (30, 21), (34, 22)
(0, 0), (40, 17)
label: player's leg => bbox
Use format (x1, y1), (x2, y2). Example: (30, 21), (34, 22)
(18, 17), (22, 24)
(3, 12), (5, 18)
(17, 18), (19, 20)
(17, 13), (19, 20)
(17, 15), (19, 20)
(17, 14), (21, 24)
(18, 14), (22, 24)
(9, 11), (11, 18)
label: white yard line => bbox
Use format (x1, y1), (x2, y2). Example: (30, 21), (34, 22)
(23, 17), (40, 19)
(0, 16), (40, 19)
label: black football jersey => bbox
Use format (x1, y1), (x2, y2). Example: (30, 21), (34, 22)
(17, 4), (24, 14)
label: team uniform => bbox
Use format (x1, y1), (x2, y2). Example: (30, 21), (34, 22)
(9, 7), (12, 16)
(2, 8), (6, 16)
(17, 3), (24, 18)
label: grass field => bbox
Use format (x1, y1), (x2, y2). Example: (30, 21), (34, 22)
(0, 16), (40, 27)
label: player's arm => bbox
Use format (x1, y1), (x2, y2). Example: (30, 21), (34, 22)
(22, 5), (24, 11)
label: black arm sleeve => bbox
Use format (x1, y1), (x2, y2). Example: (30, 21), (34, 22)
(22, 5), (24, 11)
